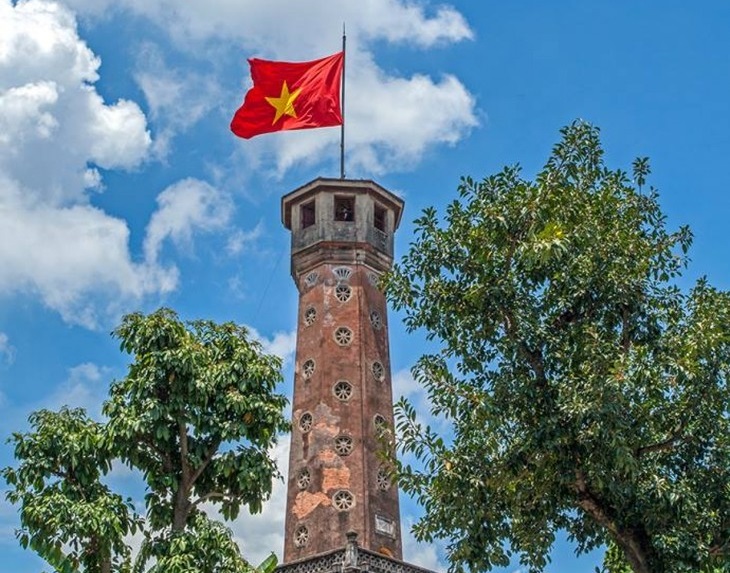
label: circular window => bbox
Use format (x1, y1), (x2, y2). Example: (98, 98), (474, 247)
(299, 412), (313, 433)
(370, 310), (382, 330)
(304, 307), (317, 326)
(374, 414), (387, 433)
(377, 467), (390, 491)
(371, 361), (385, 382)
(332, 490), (355, 511)
(334, 435), (353, 456)
(294, 525), (309, 547)
(333, 380), (353, 401)
(297, 468), (311, 490)
(368, 272), (380, 287)
(302, 359), (315, 379)
(335, 284), (352, 303)
(334, 326), (353, 346)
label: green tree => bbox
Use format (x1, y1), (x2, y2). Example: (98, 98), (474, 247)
(4, 308), (289, 572)
(386, 122), (730, 573)
(3, 407), (138, 573)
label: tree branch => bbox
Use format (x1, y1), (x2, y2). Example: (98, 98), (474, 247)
(139, 435), (174, 473)
(709, 540), (729, 558)
(502, 308), (547, 386)
(178, 419), (190, 484)
(574, 470), (653, 573)
(635, 432), (684, 457)
(191, 491), (227, 509)
(190, 439), (221, 485)
(621, 303), (631, 355)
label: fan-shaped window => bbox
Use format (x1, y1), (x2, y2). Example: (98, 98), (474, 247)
(377, 467), (390, 491)
(333, 266), (352, 281)
(304, 307), (317, 326)
(304, 271), (319, 287)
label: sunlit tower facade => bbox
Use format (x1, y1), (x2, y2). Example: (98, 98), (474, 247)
(280, 178), (405, 564)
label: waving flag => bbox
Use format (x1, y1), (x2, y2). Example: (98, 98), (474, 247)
(230, 52), (344, 139)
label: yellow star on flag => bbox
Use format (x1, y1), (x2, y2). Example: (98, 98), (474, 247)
(265, 81), (302, 125)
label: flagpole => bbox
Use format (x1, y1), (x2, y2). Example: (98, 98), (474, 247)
(340, 23), (346, 180)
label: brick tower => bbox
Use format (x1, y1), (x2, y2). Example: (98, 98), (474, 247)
(280, 178), (405, 564)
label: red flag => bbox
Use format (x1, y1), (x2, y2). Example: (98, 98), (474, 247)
(230, 52), (343, 139)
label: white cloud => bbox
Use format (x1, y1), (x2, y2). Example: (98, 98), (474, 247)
(226, 223), (263, 256)
(266, 55), (477, 176)
(143, 178), (234, 263)
(402, 516), (448, 572)
(0, 332), (14, 364)
(225, 438), (290, 563)
(0, 0), (151, 203)
(64, 0), (472, 52)
(0, 176), (178, 327)
(43, 362), (111, 417)
(246, 326), (297, 367)
(0, 0), (192, 327)
(134, 43), (223, 158)
(393, 367), (437, 425)
(0, 0), (477, 317)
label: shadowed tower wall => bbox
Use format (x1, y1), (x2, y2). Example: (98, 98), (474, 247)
(281, 178), (404, 563)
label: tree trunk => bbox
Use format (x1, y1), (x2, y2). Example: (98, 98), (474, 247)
(174, 419), (191, 532)
(101, 555), (112, 573)
(172, 483), (190, 532)
(612, 529), (654, 573)
(574, 471), (656, 573)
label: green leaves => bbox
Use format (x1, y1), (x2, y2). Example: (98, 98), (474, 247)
(2, 407), (138, 573)
(3, 308), (289, 572)
(385, 121), (730, 573)
(135, 514), (260, 573)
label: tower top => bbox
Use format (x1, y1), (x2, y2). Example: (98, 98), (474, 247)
(281, 178), (405, 281)
(281, 178), (404, 231)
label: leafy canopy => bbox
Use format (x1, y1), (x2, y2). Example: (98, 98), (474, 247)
(386, 122), (730, 573)
(3, 407), (138, 573)
(4, 308), (289, 573)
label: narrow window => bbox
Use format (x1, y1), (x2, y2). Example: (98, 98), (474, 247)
(374, 204), (387, 232)
(334, 196), (355, 222)
(301, 200), (315, 228)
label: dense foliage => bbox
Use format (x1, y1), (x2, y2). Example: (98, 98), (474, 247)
(386, 122), (730, 573)
(3, 308), (288, 573)
(4, 407), (138, 573)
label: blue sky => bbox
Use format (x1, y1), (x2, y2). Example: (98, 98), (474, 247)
(1, 1), (729, 571)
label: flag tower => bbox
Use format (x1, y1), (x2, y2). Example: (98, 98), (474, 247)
(229, 42), (434, 573)
(278, 178), (435, 573)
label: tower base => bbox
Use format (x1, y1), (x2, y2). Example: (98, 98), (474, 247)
(277, 533), (438, 573)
